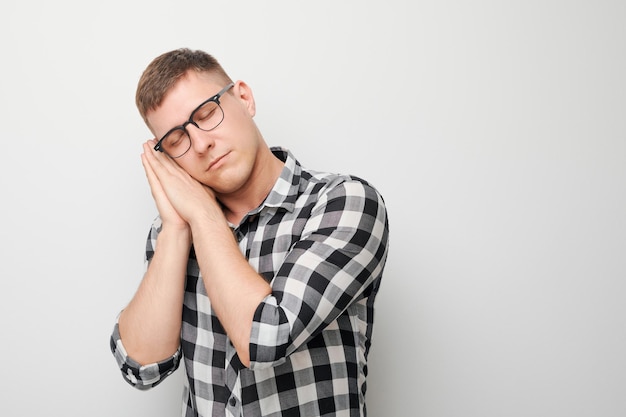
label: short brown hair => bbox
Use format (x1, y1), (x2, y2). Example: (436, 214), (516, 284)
(135, 48), (233, 124)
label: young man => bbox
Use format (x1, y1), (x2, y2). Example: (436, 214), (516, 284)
(110, 48), (390, 417)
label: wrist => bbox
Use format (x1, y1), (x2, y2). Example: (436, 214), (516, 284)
(159, 223), (192, 247)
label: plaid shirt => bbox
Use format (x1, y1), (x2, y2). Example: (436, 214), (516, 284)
(111, 147), (389, 417)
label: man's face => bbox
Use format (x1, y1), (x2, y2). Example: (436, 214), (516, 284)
(146, 71), (262, 195)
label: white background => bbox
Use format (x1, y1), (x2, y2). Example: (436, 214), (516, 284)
(1, 1), (625, 416)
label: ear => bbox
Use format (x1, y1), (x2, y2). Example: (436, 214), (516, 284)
(233, 80), (256, 117)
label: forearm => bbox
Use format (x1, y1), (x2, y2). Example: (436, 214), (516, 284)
(190, 215), (271, 367)
(118, 226), (191, 365)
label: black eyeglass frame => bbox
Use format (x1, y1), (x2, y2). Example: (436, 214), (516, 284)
(153, 82), (235, 157)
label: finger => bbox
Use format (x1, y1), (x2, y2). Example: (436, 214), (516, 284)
(142, 142), (194, 205)
(143, 140), (186, 179)
(142, 141), (173, 181)
(142, 151), (185, 219)
(141, 141), (177, 196)
(141, 151), (165, 198)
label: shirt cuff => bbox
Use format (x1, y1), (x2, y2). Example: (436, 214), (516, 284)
(109, 320), (181, 390)
(248, 295), (292, 369)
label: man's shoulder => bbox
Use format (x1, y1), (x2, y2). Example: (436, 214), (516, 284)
(304, 169), (380, 195)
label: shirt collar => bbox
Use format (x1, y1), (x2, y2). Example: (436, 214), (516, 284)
(259, 146), (301, 213)
(237, 146), (301, 223)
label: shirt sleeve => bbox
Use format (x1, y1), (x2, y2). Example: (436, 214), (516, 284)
(248, 178), (390, 368)
(110, 318), (182, 390)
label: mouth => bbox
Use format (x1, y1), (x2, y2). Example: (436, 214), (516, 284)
(207, 152), (229, 171)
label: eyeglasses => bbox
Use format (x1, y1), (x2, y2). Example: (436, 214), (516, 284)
(153, 83), (234, 158)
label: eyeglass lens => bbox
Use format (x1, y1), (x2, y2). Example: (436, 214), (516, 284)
(161, 101), (225, 158)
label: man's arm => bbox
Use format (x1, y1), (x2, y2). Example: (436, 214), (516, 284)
(116, 144), (193, 365)
(138, 140), (272, 368)
(191, 177), (388, 370)
(189, 213), (272, 367)
(247, 178), (390, 368)
(117, 224), (190, 365)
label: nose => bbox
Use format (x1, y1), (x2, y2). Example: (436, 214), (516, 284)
(186, 122), (215, 155)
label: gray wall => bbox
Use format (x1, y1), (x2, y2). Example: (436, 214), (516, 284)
(1, 1), (624, 416)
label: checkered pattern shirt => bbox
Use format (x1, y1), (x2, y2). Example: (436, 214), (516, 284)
(111, 147), (390, 417)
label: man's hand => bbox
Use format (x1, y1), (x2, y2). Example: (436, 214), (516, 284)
(141, 139), (221, 229)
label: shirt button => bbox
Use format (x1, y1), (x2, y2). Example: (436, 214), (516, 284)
(229, 397), (236, 407)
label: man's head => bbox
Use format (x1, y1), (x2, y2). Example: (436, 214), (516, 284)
(135, 48), (283, 202)
(136, 48), (233, 127)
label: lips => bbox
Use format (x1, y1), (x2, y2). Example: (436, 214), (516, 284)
(207, 152), (228, 171)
